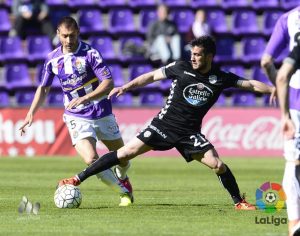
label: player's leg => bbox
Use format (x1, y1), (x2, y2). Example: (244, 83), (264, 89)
(192, 148), (255, 210)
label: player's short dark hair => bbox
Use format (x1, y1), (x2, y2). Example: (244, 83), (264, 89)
(190, 36), (216, 56)
(57, 16), (79, 31)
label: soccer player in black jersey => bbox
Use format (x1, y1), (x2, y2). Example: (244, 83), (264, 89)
(59, 36), (276, 210)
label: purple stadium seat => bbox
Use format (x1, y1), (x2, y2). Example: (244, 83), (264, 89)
(15, 90), (36, 106)
(190, 0), (219, 9)
(128, 64), (157, 90)
(47, 89), (64, 107)
(232, 92), (256, 107)
(170, 9), (194, 34)
(119, 36), (146, 62)
(0, 36), (26, 61)
(108, 64), (125, 87)
(0, 89), (9, 107)
(139, 9), (157, 34)
(109, 9), (135, 35)
(78, 10), (105, 35)
(140, 91), (164, 107)
(89, 36), (116, 61)
(160, 79), (172, 92)
(46, 0), (66, 6)
(99, 0), (127, 8)
(68, 0), (97, 9)
(206, 9), (228, 34)
(215, 93), (226, 107)
(251, 66), (272, 85)
(27, 35), (52, 62)
(241, 36), (266, 63)
(232, 10), (259, 36)
(252, 0), (279, 10)
(221, 65), (245, 78)
(281, 0), (300, 10)
(214, 37), (237, 63)
(262, 10), (284, 36)
(111, 93), (133, 106)
(4, 63), (33, 90)
(221, 0), (249, 9)
(160, 0), (187, 7)
(0, 8), (11, 34)
(128, 0), (156, 8)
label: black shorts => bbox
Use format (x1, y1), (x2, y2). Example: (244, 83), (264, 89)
(137, 120), (214, 162)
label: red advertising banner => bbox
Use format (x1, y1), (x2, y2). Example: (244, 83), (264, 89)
(0, 107), (282, 157)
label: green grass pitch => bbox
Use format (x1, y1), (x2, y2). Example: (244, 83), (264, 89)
(0, 156), (287, 236)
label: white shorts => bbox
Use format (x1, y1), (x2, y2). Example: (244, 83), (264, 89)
(63, 114), (122, 145)
(283, 162), (300, 221)
(283, 109), (300, 161)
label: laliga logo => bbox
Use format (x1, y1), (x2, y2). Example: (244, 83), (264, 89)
(255, 181), (286, 213)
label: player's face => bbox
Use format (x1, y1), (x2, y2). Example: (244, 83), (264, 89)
(190, 46), (212, 72)
(57, 25), (79, 54)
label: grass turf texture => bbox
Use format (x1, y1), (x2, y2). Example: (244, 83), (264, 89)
(0, 156), (287, 236)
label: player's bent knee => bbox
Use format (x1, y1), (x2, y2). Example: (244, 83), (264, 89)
(213, 162), (226, 174)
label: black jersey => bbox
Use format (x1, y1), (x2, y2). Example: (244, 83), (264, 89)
(153, 61), (243, 133)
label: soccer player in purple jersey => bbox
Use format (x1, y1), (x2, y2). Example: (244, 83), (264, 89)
(19, 16), (133, 207)
(261, 7), (300, 235)
(59, 36), (276, 210)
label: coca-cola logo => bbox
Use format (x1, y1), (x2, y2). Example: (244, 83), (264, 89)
(202, 116), (283, 150)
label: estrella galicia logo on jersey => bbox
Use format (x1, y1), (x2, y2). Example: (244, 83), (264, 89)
(183, 83), (213, 106)
(208, 75), (217, 84)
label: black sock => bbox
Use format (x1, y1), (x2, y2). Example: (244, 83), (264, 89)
(77, 151), (120, 182)
(217, 165), (242, 204)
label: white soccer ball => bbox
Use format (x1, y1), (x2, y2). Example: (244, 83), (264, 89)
(265, 192), (277, 204)
(54, 184), (82, 209)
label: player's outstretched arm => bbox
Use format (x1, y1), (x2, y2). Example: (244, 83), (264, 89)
(19, 86), (50, 136)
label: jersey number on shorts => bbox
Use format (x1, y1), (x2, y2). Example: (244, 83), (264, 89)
(190, 134), (209, 147)
(70, 120), (76, 129)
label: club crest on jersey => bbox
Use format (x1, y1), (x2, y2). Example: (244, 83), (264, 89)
(75, 58), (86, 74)
(208, 75), (217, 84)
(183, 83), (213, 106)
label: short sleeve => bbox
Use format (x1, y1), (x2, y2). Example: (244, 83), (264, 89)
(88, 48), (112, 81)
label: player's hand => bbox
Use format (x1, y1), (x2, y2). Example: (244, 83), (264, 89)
(19, 113), (34, 136)
(269, 87), (277, 106)
(66, 97), (88, 110)
(108, 87), (125, 99)
(281, 117), (295, 140)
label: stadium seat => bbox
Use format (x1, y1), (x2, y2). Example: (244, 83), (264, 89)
(15, 89), (36, 106)
(111, 93), (133, 106)
(128, 0), (156, 9)
(108, 64), (125, 87)
(252, 0), (279, 10)
(251, 65), (272, 85)
(139, 9), (157, 34)
(281, 0), (300, 10)
(160, 79), (173, 92)
(221, 64), (245, 78)
(68, 0), (97, 9)
(214, 36), (237, 63)
(232, 92), (256, 107)
(241, 36), (266, 64)
(4, 63), (33, 90)
(27, 35), (52, 63)
(206, 9), (228, 34)
(0, 8), (11, 34)
(190, 0), (219, 9)
(140, 91), (164, 107)
(78, 9), (105, 36)
(215, 93), (226, 107)
(47, 89), (64, 107)
(46, 0), (66, 7)
(119, 36), (146, 62)
(99, 0), (127, 8)
(262, 10), (284, 36)
(128, 64), (158, 91)
(160, 0), (187, 7)
(0, 36), (26, 61)
(0, 89), (10, 107)
(231, 10), (259, 36)
(221, 0), (249, 9)
(170, 9), (195, 34)
(89, 36), (116, 61)
(108, 9), (136, 35)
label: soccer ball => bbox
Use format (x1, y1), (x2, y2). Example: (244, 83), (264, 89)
(54, 184), (82, 208)
(265, 192), (277, 203)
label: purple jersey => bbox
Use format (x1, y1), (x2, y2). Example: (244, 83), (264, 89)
(40, 41), (113, 119)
